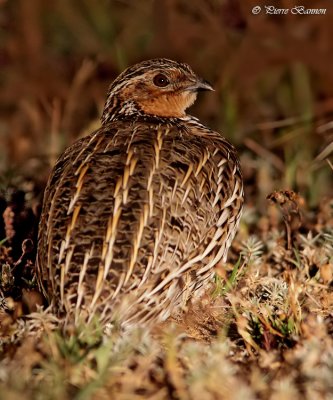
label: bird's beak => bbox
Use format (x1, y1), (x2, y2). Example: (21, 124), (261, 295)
(186, 79), (214, 92)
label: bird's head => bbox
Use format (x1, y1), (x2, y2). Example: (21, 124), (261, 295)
(101, 58), (213, 124)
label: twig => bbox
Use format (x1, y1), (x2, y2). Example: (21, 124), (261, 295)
(244, 138), (285, 172)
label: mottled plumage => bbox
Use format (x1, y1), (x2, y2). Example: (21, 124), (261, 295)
(37, 59), (243, 327)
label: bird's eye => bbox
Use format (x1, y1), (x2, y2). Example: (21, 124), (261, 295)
(153, 73), (170, 87)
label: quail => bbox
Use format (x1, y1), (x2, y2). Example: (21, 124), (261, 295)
(37, 59), (244, 327)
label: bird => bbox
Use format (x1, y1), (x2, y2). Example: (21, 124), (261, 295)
(36, 58), (244, 328)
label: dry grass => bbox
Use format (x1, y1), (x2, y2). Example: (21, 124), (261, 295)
(1, 1), (333, 399)
(0, 193), (332, 399)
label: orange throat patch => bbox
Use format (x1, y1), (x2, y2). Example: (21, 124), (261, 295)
(138, 91), (197, 118)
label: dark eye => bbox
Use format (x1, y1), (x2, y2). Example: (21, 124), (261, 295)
(153, 73), (170, 87)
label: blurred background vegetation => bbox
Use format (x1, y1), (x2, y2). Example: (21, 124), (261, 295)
(0, 0), (332, 209)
